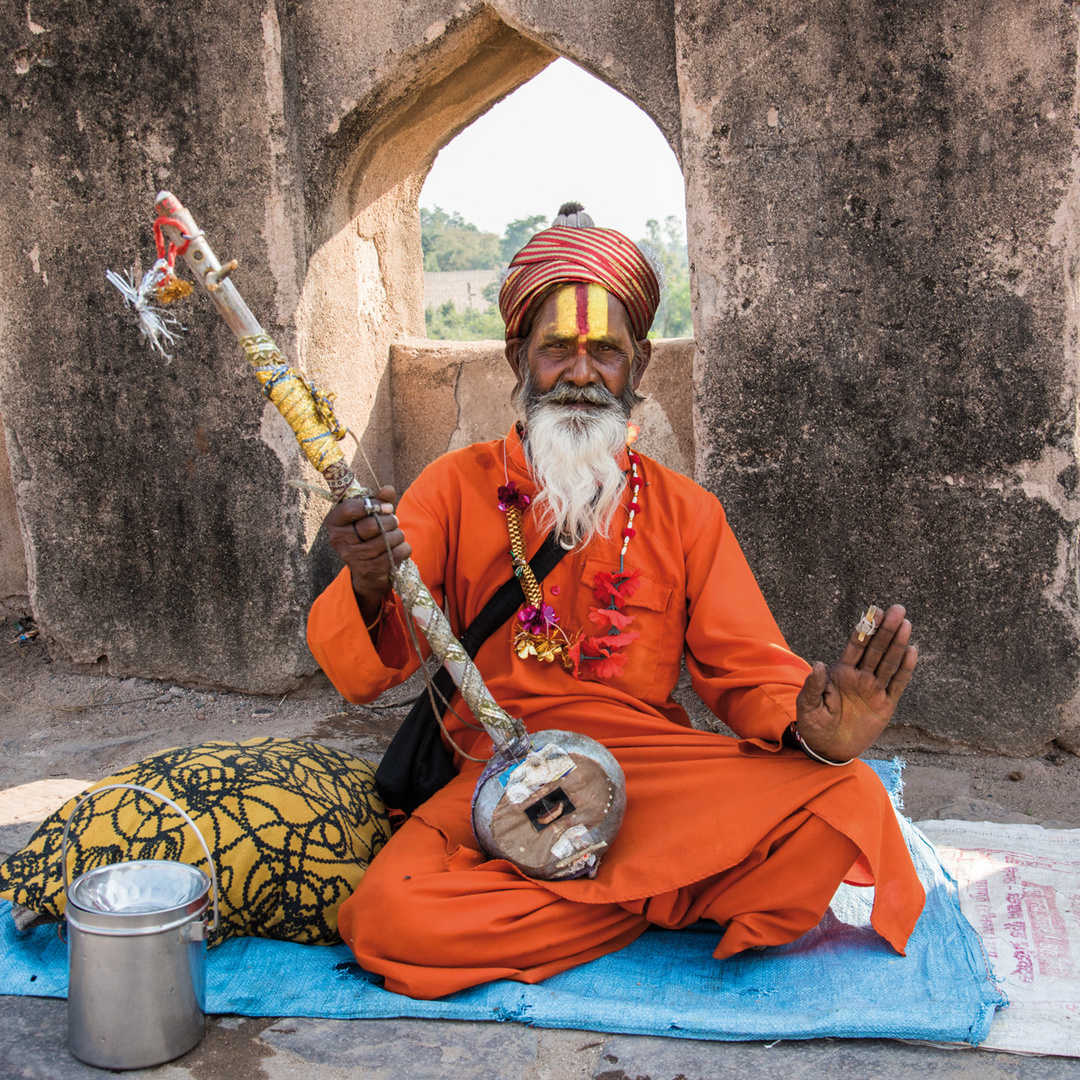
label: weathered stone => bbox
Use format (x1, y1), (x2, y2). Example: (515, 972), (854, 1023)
(0, 996), (106, 1080)
(0, 424), (28, 616)
(0, 821), (38, 861)
(930, 797), (1037, 824)
(677, 1), (1080, 753)
(1, 0), (1079, 753)
(0, 0), (338, 692)
(261, 1017), (539, 1078)
(898, 765), (971, 820)
(594, 1033), (1080, 1079)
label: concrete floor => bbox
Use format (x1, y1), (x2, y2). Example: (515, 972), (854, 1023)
(1, 644), (1078, 1078)
(4, 998), (1080, 1080)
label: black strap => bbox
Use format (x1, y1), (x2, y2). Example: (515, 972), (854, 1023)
(459, 531), (566, 657)
(374, 531), (569, 813)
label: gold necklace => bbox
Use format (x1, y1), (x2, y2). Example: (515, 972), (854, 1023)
(498, 442), (643, 677)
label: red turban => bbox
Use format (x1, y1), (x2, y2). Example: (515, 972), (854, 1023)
(499, 226), (660, 341)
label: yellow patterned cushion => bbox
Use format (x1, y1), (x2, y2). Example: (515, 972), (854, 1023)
(0, 738), (390, 946)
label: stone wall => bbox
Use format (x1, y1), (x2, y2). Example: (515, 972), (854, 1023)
(1, 0), (1078, 752)
(388, 338), (695, 491)
(678, 1), (1080, 753)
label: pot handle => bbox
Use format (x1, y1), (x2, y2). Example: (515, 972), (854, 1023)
(60, 782), (219, 932)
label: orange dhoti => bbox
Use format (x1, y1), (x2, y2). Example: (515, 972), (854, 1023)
(336, 738), (914, 1000)
(309, 428), (926, 1000)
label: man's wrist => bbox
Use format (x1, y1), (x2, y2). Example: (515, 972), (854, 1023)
(354, 587), (386, 632)
(786, 722), (855, 767)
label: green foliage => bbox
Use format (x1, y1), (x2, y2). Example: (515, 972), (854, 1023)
(419, 206), (501, 272)
(499, 214), (548, 264)
(641, 216), (693, 339)
(425, 300), (506, 341)
(421, 207), (549, 273)
(481, 277), (501, 306)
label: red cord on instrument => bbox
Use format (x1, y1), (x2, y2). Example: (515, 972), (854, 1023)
(152, 215), (194, 274)
(149, 215), (197, 301)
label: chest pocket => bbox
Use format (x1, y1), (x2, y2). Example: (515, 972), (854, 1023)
(576, 560), (677, 702)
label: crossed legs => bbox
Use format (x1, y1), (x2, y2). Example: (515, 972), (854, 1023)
(338, 808), (860, 999)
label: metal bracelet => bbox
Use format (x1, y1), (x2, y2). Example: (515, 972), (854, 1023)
(790, 724), (855, 767)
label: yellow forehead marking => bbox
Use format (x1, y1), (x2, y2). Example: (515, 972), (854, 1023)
(554, 285), (577, 337)
(586, 283), (608, 338)
(553, 283), (609, 341)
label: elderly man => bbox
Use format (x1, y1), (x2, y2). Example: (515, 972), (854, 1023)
(306, 207), (924, 1001)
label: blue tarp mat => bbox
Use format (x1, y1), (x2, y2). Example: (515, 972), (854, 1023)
(0, 760), (1005, 1043)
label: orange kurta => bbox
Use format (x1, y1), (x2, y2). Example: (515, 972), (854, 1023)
(307, 426), (925, 998)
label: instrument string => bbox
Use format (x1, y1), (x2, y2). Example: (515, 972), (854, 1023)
(368, 494), (493, 765)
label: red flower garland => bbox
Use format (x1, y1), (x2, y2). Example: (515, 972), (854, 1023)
(572, 568), (642, 680)
(570, 444), (644, 682)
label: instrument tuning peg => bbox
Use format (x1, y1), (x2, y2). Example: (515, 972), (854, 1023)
(205, 259), (238, 291)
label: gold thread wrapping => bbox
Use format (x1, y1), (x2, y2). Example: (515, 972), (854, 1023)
(238, 333), (364, 500)
(505, 507), (544, 608)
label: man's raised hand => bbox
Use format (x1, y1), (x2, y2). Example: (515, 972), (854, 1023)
(324, 485), (411, 627)
(793, 604), (918, 764)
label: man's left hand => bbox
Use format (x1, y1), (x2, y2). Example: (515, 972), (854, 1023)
(793, 604), (918, 763)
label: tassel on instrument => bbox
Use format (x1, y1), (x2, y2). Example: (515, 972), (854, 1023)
(105, 260), (185, 361)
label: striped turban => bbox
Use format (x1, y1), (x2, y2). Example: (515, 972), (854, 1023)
(499, 226), (660, 341)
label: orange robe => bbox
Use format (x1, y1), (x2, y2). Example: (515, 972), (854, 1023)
(307, 426), (924, 999)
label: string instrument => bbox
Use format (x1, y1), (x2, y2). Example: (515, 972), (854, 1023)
(123, 191), (626, 880)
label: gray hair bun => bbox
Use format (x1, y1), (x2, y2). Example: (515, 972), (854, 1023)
(553, 202), (595, 228)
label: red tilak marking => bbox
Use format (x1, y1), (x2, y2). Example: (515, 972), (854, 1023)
(576, 283), (589, 339)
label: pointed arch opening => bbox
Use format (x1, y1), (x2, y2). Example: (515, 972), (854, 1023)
(295, 8), (693, 513)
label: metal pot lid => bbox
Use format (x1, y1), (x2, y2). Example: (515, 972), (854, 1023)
(69, 860), (209, 915)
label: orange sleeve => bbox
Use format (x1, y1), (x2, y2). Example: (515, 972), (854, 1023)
(305, 570), (422, 703)
(681, 493), (811, 748)
(306, 467), (451, 704)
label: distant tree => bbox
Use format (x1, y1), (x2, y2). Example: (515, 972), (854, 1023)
(425, 300), (506, 340)
(640, 216), (693, 339)
(419, 207), (549, 274)
(481, 277), (501, 306)
(420, 206), (501, 272)
(499, 214), (548, 264)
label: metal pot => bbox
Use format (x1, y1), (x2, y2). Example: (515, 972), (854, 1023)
(62, 783), (219, 1070)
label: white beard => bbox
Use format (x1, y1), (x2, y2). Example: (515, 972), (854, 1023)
(523, 386), (629, 550)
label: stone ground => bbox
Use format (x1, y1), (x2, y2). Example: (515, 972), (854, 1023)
(1, 617), (1078, 1078)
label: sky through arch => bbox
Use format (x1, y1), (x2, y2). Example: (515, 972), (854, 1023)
(420, 58), (686, 244)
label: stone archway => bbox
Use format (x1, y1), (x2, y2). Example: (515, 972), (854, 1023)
(293, 10), (552, 525)
(0, 0), (686, 692)
(293, 6), (693, 513)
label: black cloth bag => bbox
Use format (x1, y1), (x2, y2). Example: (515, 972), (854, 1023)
(374, 533), (568, 814)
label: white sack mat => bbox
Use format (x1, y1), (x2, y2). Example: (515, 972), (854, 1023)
(916, 820), (1080, 1057)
